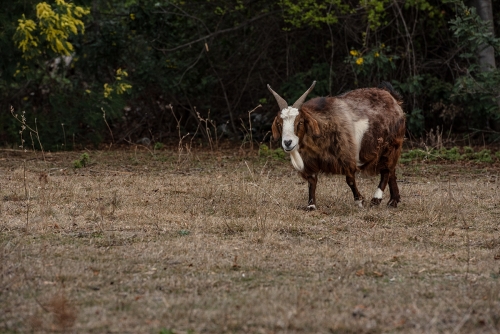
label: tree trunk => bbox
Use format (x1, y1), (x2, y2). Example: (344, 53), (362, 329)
(471, 0), (500, 129)
(472, 0), (495, 70)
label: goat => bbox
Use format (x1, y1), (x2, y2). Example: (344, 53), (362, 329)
(267, 81), (405, 209)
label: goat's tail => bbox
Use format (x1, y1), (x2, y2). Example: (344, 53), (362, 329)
(378, 81), (403, 104)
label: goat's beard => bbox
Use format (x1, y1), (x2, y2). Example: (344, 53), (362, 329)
(290, 148), (304, 171)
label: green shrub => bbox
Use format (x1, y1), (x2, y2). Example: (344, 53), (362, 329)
(154, 142), (165, 150)
(73, 153), (90, 168)
(474, 149), (493, 163)
(259, 144), (287, 160)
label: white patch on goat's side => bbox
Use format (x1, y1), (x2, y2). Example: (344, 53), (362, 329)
(290, 149), (304, 171)
(354, 119), (369, 167)
(355, 199), (364, 208)
(373, 188), (383, 199)
(280, 107), (300, 152)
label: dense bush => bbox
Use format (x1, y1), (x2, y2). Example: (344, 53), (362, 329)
(1, 0), (500, 149)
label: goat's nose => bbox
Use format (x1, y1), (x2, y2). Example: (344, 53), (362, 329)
(284, 140), (292, 147)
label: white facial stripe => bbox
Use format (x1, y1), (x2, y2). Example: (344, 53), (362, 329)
(282, 118), (296, 138)
(373, 188), (383, 199)
(280, 107), (300, 153)
(281, 107), (299, 140)
(354, 119), (369, 166)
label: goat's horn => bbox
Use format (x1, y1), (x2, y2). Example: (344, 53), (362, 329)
(292, 81), (316, 109)
(267, 84), (288, 111)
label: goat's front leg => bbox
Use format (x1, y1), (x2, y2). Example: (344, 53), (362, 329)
(370, 169), (390, 206)
(387, 170), (401, 207)
(306, 174), (317, 210)
(346, 174), (364, 208)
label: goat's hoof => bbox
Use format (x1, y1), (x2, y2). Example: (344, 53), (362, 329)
(355, 199), (365, 208)
(387, 199), (398, 208)
(306, 204), (316, 211)
(370, 198), (382, 206)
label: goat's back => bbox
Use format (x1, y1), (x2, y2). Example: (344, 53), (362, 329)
(301, 87), (405, 176)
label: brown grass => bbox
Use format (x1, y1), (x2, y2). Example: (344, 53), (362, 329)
(1, 148), (499, 333)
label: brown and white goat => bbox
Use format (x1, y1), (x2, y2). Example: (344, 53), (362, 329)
(268, 81), (405, 209)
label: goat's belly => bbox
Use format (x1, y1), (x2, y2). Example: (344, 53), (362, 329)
(357, 162), (380, 177)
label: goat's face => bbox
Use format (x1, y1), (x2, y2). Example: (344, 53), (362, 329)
(268, 81), (317, 152)
(272, 108), (319, 152)
(273, 107), (299, 152)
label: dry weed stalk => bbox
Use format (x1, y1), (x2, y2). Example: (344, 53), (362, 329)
(196, 107), (225, 152)
(23, 160), (30, 231)
(124, 138), (154, 157)
(239, 104), (262, 151)
(169, 104), (200, 167)
(10, 106), (46, 161)
(427, 126), (443, 149)
(61, 123), (67, 149)
(244, 161), (255, 182)
(102, 107), (115, 147)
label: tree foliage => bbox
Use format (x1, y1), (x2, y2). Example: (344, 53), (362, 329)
(1, 0), (500, 149)
(14, 0), (90, 59)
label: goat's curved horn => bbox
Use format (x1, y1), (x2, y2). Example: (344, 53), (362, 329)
(292, 81), (316, 109)
(267, 84), (288, 111)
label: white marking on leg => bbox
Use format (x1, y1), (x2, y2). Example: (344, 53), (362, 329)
(373, 187), (383, 199)
(355, 199), (364, 208)
(306, 204), (316, 210)
(353, 119), (369, 167)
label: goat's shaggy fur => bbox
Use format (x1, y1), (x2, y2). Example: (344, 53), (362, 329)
(269, 82), (405, 209)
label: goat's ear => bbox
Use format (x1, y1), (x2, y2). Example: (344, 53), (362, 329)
(271, 116), (281, 140)
(304, 112), (321, 137)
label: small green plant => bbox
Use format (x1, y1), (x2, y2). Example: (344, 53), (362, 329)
(73, 153), (90, 168)
(178, 230), (190, 236)
(474, 149), (493, 163)
(440, 146), (461, 161)
(159, 329), (175, 334)
(259, 144), (286, 160)
(154, 142), (165, 150)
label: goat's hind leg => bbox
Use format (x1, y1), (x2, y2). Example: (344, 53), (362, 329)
(387, 169), (401, 207)
(370, 169), (390, 206)
(346, 174), (364, 208)
(306, 174), (317, 210)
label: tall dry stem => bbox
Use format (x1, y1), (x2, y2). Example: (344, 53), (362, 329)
(168, 104), (198, 168)
(102, 108), (115, 147)
(23, 160), (30, 231)
(61, 123), (67, 149)
(196, 108), (224, 152)
(10, 106), (46, 162)
(239, 104), (262, 151)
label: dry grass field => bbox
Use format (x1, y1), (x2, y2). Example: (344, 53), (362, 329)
(1, 147), (500, 333)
